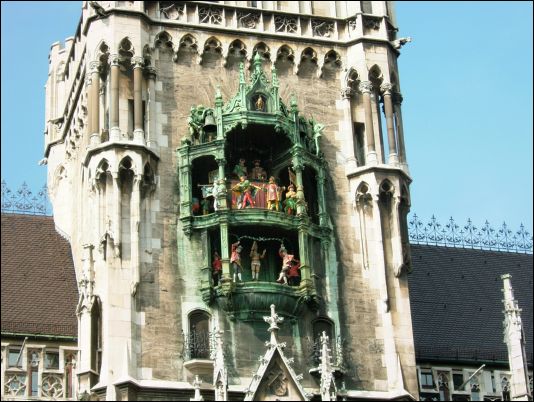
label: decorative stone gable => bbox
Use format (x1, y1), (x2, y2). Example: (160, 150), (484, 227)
(245, 305), (309, 401)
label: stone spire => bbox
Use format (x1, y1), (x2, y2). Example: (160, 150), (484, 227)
(190, 375), (204, 401)
(501, 274), (531, 401)
(319, 331), (337, 401)
(212, 329), (228, 401)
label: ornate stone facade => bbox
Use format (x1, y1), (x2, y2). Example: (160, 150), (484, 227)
(44, 1), (417, 400)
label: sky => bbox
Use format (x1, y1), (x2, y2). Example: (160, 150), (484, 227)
(1, 1), (532, 233)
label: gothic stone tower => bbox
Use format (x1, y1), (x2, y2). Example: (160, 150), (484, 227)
(44, 1), (416, 400)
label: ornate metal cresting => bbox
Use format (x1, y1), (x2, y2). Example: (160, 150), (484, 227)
(408, 214), (533, 254)
(1, 181), (50, 215)
(182, 329), (214, 361)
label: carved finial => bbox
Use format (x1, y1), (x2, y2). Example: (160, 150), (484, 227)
(271, 65), (279, 87)
(239, 62), (246, 85)
(263, 304), (284, 344)
(253, 51), (262, 72)
(290, 94), (298, 113)
(191, 375), (204, 401)
(215, 85), (223, 107)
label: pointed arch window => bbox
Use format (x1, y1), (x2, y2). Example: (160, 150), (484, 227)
(188, 310), (211, 359)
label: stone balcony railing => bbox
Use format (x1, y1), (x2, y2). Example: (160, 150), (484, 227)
(157, 1), (394, 43)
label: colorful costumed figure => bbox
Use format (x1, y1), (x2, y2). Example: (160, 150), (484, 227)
(277, 244), (296, 285)
(232, 158), (248, 179)
(287, 259), (301, 286)
(232, 176), (261, 209)
(283, 184), (298, 215)
(251, 159), (267, 181)
(230, 241), (243, 282)
(212, 251), (222, 286)
(249, 241), (267, 281)
(264, 176), (282, 211)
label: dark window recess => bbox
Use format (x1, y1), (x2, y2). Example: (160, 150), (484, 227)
(189, 311), (211, 359)
(128, 99), (134, 136)
(453, 372), (464, 390)
(354, 122), (366, 166)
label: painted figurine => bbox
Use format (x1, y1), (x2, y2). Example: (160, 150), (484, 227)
(211, 179), (226, 211)
(232, 176), (261, 209)
(230, 241), (243, 282)
(201, 198), (210, 215)
(277, 244), (296, 285)
(264, 176), (282, 211)
(212, 251), (222, 286)
(232, 158), (248, 179)
(283, 184), (298, 215)
(250, 241), (267, 281)
(251, 159), (267, 181)
(287, 258), (301, 286)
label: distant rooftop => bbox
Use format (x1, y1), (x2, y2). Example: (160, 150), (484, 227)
(1, 213), (78, 338)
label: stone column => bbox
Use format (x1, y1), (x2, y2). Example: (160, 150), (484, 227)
(132, 57), (145, 144)
(130, 174), (141, 294)
(381, 83), (399, 166)
(216, 158), (228, 210)
(297, 224), (312, 290)
(220, 220), (231, 283)
(109, 54), (120, 141)
(340, 87), (358, 169)
(316, 169), (328, 227)
(359, 81), (378, 165)
(145, 67), (157, 148)
(85, 75), (93, 143)
(89, 61), (101, 146)
(393, 92), (409, 172)
(217, 158), (226, 183)
(77, 244), (95, 395)
(293, 162), (306, 216)
(111, 171), (121, 258)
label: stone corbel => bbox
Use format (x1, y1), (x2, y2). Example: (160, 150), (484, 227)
(340, 87), (353, 100)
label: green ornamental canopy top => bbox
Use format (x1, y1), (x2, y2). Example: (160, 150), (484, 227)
(185, 53), (325, 158)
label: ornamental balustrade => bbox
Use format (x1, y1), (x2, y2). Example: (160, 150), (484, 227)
(408, 214), (533, 254)
(157, 2), (377, 41)
(1, 181), (50, 216)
